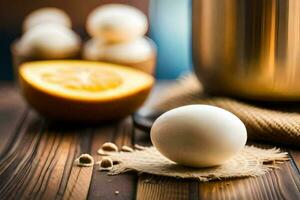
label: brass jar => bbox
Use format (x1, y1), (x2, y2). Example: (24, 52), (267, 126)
(192, 0), (300, 100)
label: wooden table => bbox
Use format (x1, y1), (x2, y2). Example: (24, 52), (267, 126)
(0, 82), (300, 200)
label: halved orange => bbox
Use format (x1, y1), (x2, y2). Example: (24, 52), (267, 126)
(19, 60), (154, 122)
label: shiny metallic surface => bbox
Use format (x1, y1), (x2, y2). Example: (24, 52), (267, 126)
(192, 0), (300, 100)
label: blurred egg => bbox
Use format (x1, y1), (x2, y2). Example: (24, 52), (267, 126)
(23, 7), (71, 31)
(17, 23), (81, 59)
(83, 37), (153, 63)
(82, 38), (106, 61)
(86, 4), (148, 42)
(150, 105), (247, 167)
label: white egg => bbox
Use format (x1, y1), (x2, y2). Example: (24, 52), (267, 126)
(82, 38), (106, 61)
(150, 105), (247, 167)
(86, 4), (148, 42)
(17, 23), (81, 59)
(83, 37), (153, 63)
(23, 7), (71, 32)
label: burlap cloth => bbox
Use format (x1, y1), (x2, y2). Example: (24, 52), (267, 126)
(106, 146), (287, 181)
(148, 74), (300, 147)
(101, 73), (299, 181)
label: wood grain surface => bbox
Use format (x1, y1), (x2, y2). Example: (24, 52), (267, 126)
(0, 83), (299, 200)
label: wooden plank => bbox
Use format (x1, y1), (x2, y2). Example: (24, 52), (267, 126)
(289, 149), (300, 174)
(0, 84), (27, 156)
(0, 111), (43, 198)
(61, 127), (93, 200)
(88, 117), (137, 200)
(23, 131), (75, 199)
(136, 174), (190, 200)
(61, 129), (92, 200)
(0, 110), (94, 200)
(0, 117), (138, 200)
(134, 128), (193, 200)
(63, 166), (94, 200)
(198, 161), (300, 200)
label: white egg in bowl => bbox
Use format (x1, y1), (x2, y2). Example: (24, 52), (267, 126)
(150, 105), (247, 168)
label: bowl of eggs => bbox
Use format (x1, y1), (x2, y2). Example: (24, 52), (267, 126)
(12, 4), (156, 80)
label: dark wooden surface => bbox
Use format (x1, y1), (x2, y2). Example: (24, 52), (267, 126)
(0, 82), (300, 200)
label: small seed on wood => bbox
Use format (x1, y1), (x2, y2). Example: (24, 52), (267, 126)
(97, 149), (109, 156)
(75, 153), (94, 167)
(98, 157), (113, 171)
(115, 191), (119, 195)
(97, 142), (118, 155)
(121, 145), (134, 152)
(102, 142), (118, 151)
(134, 144), (147, 150)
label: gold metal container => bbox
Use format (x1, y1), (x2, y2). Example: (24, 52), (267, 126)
(192, 0), (300, 100)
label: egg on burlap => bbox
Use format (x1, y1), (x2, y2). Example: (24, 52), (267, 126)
(151, 105), (247, 168)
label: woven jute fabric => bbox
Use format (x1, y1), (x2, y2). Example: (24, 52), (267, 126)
(106, 146), (288, 181)
(149, 74), (300, 147)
